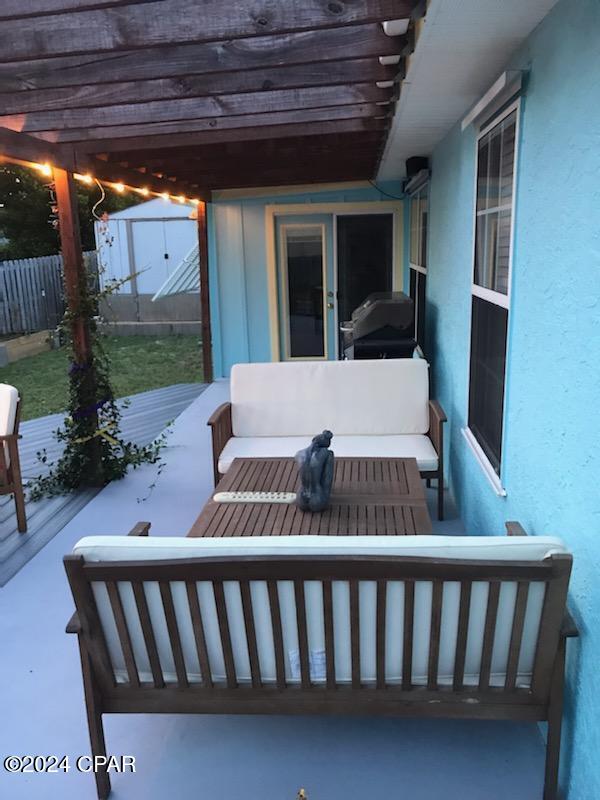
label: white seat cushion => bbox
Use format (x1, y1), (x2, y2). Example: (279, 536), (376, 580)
(230, 359), (430, 437)
(218, 434), (439, 474)
(73, 535), (569, 689)
(0, 383), (18, 468)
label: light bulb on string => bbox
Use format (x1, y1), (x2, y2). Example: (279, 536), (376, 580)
(35, 162), (53, 177)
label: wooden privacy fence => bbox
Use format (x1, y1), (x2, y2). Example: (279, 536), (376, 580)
(0, 251), (97, 336)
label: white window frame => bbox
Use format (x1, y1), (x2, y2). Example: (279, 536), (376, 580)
(408, 183), (429, 349)
(463, 98), (521, 496)
(408, 183), (428, 275)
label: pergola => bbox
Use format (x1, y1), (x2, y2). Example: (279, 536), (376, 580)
(0, 0), (423, 382)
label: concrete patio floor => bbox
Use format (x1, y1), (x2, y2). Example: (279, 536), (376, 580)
(0, 381), (546, 800)
(0, 382), (206, 585)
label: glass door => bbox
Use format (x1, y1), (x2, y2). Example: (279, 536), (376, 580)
(336, 213), (393, 324)
(277, 216), (336, 360)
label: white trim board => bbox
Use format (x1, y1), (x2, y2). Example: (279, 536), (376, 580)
(462, 71), (524, 131)
(212, 181), (372, 202)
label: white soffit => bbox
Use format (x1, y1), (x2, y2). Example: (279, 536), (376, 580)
(377, 0), (560, 181)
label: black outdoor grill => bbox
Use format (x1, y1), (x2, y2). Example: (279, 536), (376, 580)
(340, 291), (416, 359)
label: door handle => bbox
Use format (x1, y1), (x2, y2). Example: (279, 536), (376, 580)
(327, 303), (334, 310)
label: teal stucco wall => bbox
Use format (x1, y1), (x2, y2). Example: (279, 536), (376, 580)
(207, 183), (404, 378)
(425, 0), (600, 796)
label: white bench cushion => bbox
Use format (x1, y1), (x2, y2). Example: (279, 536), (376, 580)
(218, 434), (439, 474)
(0, 383), (18, 467)
(230, 359), (430, 437)
(73, 535), (568, 689)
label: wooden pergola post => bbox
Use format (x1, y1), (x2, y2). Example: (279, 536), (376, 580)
(53, 168), (90, 364)
(197, 200), (213, 384)
(53, 166), (103, 484)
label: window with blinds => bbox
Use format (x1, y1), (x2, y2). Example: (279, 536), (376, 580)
(468, 104), (518, 475)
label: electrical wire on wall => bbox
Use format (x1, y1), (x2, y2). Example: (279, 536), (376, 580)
(368, 179), (406, 200)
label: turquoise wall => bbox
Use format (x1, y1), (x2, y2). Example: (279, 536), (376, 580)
(425, 0), (600, 796)
(208, 183), (403, 378)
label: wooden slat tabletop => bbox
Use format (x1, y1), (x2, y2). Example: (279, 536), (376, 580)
(188, 457), (432, 537)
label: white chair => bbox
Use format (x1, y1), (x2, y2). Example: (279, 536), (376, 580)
(0, 383), (26, 532)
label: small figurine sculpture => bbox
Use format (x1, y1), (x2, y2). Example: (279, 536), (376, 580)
(295, 430), (334, 512)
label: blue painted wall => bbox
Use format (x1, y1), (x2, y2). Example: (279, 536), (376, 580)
(208, 183), (403, 378)
(425, 0), (600, 796)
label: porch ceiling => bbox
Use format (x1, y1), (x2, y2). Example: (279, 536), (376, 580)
(0, 0), (424, 193)
(378, 0), (560, 180)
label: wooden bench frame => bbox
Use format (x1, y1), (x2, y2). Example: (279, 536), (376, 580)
(0, 396), (26, 533)
(65, 521), (576, 800)
(208, 398), (447, 519)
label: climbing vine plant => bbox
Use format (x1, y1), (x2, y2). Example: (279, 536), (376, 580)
(29, 181), (166, 500)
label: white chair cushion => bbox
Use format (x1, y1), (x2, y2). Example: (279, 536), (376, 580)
(0, 383), (18, 467)
(73, 535), (568, 689)
(218, 434), (439, 474)
(230, 359), (430, 437)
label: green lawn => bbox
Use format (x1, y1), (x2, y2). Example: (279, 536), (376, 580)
(0, 335), (204, 421)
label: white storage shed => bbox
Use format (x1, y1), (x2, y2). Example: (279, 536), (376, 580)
(94, 197), (197, 296)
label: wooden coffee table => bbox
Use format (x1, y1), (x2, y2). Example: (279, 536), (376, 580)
(188, 457), (432, 537)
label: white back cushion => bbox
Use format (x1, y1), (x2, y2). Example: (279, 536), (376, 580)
(73, 534), (568, 688)
(230, 359), (430, 437)
(0, 384), (18, 467)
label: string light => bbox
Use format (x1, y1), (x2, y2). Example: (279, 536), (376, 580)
(190, 198), (200, 205)
(35, 162), (53, 177)
(5, 156), (189, 204)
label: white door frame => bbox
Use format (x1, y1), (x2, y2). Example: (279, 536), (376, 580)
(265, 201), (404, 362)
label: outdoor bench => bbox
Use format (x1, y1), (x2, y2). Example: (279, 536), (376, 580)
(65, 521), (576, 799)
(208, 358), (447, 518)
(0, 383), (26, 532)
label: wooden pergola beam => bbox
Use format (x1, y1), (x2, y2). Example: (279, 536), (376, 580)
(1, 83), (390, 133)
(0, 25), (404, 92)
(0, 125), (75, 169)
(0, 0), (415, 62)
(136, 161), (378, 185)
(78, 118), (386, 154)
(77, 155), (204, 196)
(0, 126), (201, 195)
(0, 59), (397, 115)
(32, 103), (387, 144)
(205, 165), (377, 191)
(121, 143), (385, 174)
(0, 0), (155, 20)
(109, 128), (385, 158)
(163, 151), (379, 178)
